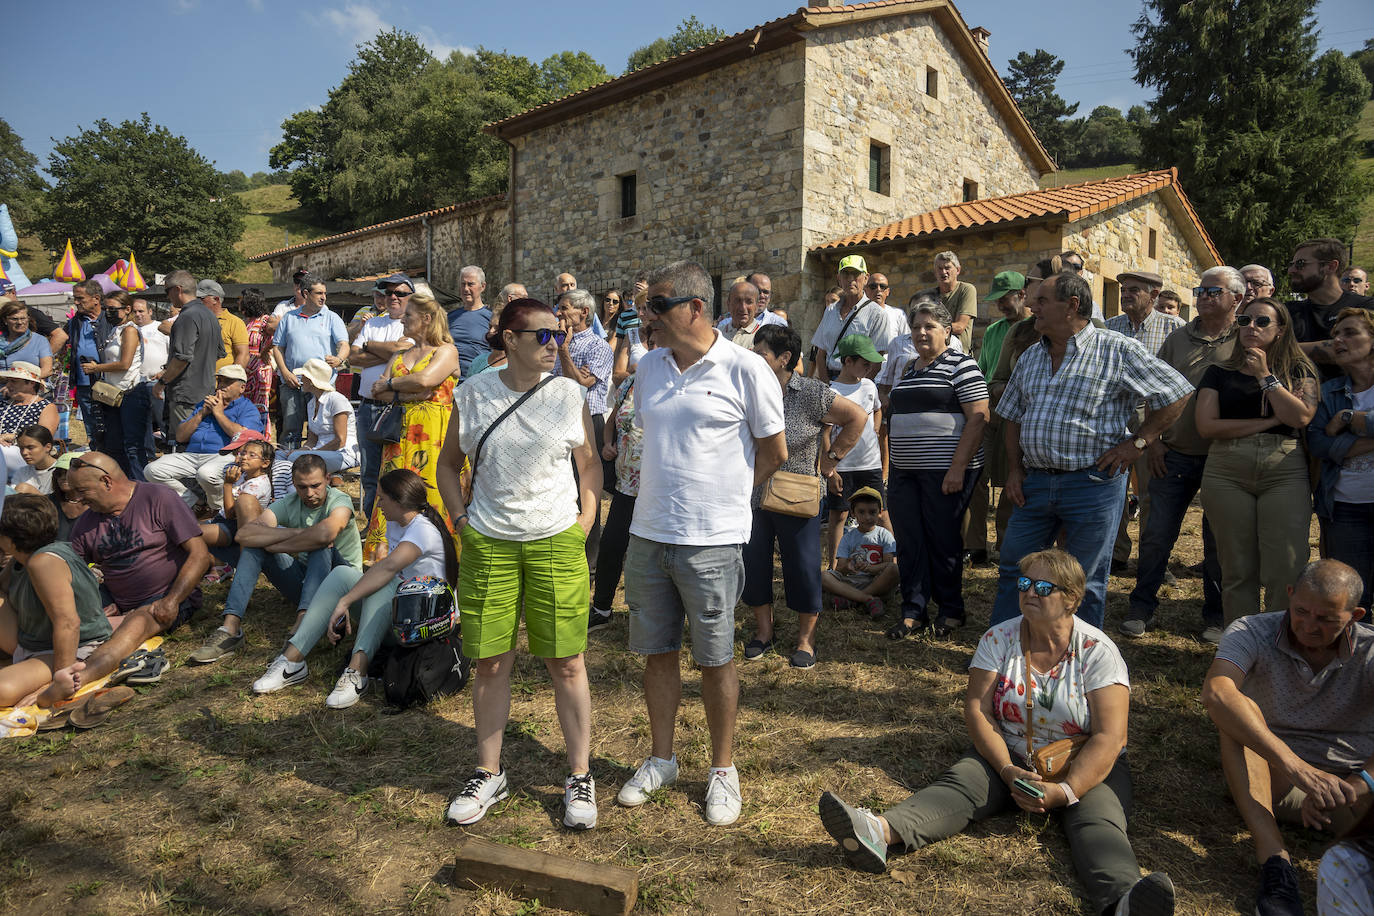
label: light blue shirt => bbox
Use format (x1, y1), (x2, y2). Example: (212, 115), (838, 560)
(273, 307), (347, 375)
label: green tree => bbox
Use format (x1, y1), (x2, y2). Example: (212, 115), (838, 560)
(1131, 0), (1371, 269)
(220, 169), (251, 193)
(37, 114), (245, 277)
(1004, 50), (1079, 165)
(626, 16), (728, 72)
(1064, 106), (1142, 168)
(0, 118), (46, 218)
(1352, 38), (1374, 98)
(540, 50), (610, 98)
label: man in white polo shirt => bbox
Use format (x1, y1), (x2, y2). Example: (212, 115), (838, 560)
(349, 273), (414, 516)
(616, 260), (787, 828)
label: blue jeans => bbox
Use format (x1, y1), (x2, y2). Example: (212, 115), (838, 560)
(278, 383), (309, 449)
(222, 544), (352, 621)
(1127, 449), (1222, 627)
(75, 384), (102, 450)
(889, 466), (979, 624)
(992, 468), (1128, 629)
(1325, 501), (1374, 610)
(280, 448), (356, 473)
(289, 566), (399, 665)
(118, 380), (155, 481)
(355, 399), (385, 517)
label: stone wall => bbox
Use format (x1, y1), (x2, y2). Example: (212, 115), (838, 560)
(508, 43), (807, 313)
(264, 198), (511, 294)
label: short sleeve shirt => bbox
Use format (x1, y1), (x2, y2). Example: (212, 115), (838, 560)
(306, 389), (358, 460)
(167, 300), (225, 405)
(837, 524), (896, 566)
(448, 306), (493, 379)
(352, 315), (407, 393)
(751, 374), (835, 509)
(217, 312), (249, 370)
(1156, 319), (1239, 456)
(888, 349), (988, 471)
(387, 513), (447, 581)
(811, 298), (888, 372)
(554, 327), (615, 414)
(71, 482), (204, 612)
(1199, 363), (1317, 438)
(272, 307), (347, 375)
(1217, 612), (1374, 773)
(971, 616), (1130, 761)
(938, 282), (980, 352)
(829, 378), (881, 472)
(267, 487), (363, 569)
(185, 396), (266, 453)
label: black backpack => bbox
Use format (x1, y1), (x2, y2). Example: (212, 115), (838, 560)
(381, 632), (470, 709)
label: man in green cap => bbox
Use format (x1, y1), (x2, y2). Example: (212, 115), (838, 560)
(812, 255), (897, 381)
(962, 271), (1027, 565)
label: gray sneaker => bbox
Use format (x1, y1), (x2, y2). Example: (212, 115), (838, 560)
(1201, 626), (1224, 645)
(819, 791), (888, 874)
(188, 627), (244, 664)
(1119, 618), (1148, 638)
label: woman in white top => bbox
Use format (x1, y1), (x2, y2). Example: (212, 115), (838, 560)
(436, 298), (602, 832)
(252, 468), (457, 709)
(280, 358), (359, 473)
(83, 292), (147, 479)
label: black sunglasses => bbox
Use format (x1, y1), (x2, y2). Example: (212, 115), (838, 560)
(1192, 286), (1228, 299)
(646, 295), (696, 314)
(1064, 262), (1084, 272)
(512, 328), (568, 346)
(67, 456), (111, 477)
(1016, 576), (1062, 597)
(1235, 314), (1274, 328)
(866, 283), (889, 290)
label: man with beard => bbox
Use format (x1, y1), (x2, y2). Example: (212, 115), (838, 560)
(1288, 238), (1373, 379)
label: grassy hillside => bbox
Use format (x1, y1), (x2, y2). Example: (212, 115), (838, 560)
(1039, 163), (1139, 187)
(1353, 99), (1374, 268)
(230, 184), (336, 284)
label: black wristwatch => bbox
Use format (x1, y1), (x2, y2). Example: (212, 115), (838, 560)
(1340, 409), (1355, 425)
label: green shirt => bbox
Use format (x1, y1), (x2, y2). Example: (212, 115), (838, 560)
(939, 282), (979, 351)
(977, 318), (1012, 379)
(10, 541), (111, 653)
(268, 487), (363, 569)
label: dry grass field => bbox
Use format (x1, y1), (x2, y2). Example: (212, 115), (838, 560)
(0, 499), (1333, 915)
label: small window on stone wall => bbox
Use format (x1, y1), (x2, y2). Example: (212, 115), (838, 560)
(868, 141), (890, 195)
(1148, 228), (1158, 259)
(926, 67), (939, 98)
(619, 173), (637, 219)
(963, 179), (979, 202)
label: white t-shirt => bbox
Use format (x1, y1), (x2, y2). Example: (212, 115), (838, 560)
(9, 462), (55, 495)
(352, 315), (409, 394)
(138, 323), (169, 380)
(829, 378), (881, 471)
(273, 299), (298, 319)
(1333, 386), (1374, 504)
(387, 513), (447, 580)
(306, 390), (358, 464)
(876, 333), (965, 388)
(811, 298), (891, 372)
(631, 331), (786, 545)
(456, 370), (588, 542)
(970, 617), (1130, 761)
(216, 472), (273, 521)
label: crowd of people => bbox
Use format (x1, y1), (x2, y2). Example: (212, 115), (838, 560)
(0, 240), (1371, 915)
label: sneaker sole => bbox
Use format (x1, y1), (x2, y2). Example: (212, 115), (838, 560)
(326, 692), (362, 710)
(562, 811), (597, 830)
(446, 788), (509, 826)
(1127, 873), (1175, 916)
(819, 792), (886, 874)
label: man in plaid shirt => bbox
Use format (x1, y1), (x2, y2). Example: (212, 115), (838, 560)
(991, 271), (1192, 628)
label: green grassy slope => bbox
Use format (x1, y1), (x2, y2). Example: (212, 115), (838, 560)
(231, 184), (336, 284)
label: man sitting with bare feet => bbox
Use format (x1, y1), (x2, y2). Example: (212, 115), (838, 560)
(1201, 559), (1374, 916)
(40, 452), (211, 704)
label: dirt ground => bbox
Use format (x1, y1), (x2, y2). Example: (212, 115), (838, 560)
(0, 501), (1335, 915)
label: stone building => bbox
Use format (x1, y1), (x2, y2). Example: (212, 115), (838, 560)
(253, 0), (1218, 341)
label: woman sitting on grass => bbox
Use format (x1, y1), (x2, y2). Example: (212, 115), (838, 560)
(251, 468), (456, 710)
(817, 548), (1177, 916)
(0, 494), (110, 706)
(10, 425), (60, 495)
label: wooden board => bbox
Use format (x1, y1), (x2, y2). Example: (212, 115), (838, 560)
(452, 836), (638, 916)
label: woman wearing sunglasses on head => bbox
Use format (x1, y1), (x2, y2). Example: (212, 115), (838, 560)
(817, 548), (1174, 915)
(435, 298), (603, 832)
(1196, 296), (1318, 626)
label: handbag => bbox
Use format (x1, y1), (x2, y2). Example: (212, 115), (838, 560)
(1023, 623), (1090, 780)
(92, 380), (126, 407)
(366, 398), (403, 444)
(760, 469), (824, 518)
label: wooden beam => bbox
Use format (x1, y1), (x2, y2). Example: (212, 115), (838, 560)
(452, 836), (638, 916)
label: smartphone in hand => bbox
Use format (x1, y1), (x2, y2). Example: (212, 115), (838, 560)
(1013, 777), (1046, 799)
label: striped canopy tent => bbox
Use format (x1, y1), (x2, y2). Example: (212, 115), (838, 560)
(54, 239), (85, 282)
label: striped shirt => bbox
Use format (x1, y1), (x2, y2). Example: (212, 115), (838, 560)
(996, 324), (1193, 471)
(888, 348), (988, 471)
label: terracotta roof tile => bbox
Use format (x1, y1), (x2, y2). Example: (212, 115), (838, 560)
(812, 168), (1220, 263)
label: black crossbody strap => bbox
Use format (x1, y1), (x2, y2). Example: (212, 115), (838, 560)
(834, 300), (869, 348)
(469, 376), (556, 491)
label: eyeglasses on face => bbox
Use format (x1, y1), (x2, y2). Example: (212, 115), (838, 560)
(646, 295), (696, 314)
(1341, 276), (1364, 285)
(1064, 262), (1084, 272)
(1244, 278), (1270, 288)
(1016, 576), (1062, 597)
(1235, 314), (1274, 328)
(604, 296), (621, 304)
(866, 283), (889, 290)
(1192, 286), (1229, 299)
(512, 328), (568, 346)
(384, 289), (412, 299)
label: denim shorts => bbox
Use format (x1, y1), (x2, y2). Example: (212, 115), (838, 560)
(624, 535), (743, 667)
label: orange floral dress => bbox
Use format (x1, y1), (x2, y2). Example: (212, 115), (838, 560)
(362, 348), (456, 561)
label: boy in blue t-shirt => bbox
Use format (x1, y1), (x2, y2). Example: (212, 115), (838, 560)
(821, 487), (897, 618)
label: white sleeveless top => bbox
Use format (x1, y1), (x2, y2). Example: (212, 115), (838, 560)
(102, 321), (143, 391)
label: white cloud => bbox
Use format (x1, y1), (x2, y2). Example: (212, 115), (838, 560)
(171, 0), (199, 12)
(246, 0), (264, 11)
(314, 3), (469, 58)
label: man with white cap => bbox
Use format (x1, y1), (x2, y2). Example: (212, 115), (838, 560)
(350, 273), (413, 515)
(144, 363), (265, 512)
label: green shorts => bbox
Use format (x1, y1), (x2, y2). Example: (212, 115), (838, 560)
(458, 523), (590, 660)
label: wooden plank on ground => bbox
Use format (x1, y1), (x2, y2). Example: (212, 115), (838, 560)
(452, 835), (638, 916)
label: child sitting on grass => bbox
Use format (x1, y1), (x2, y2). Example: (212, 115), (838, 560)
(821, 486), (897, 618)
(200, 435), (275, 578)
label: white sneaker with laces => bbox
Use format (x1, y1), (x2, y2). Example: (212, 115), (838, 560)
(563, 773), (597, 829)
(326, 667), (367, 709)
(445, 769), (510, 825)
(252, 654), (308, 694)
(703, 765), (742, 826)
(616, 755), (679, 807)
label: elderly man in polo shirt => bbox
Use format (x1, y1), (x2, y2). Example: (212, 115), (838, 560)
(350, 273), (414, 516)
(616, 260), (786, 828)
(271, 274), (348, 449)
(716, 279), (783, 348)
(992, 271), (1192, 629)
(812, 255), (895, 382)
(1201, 559), (1374, 916)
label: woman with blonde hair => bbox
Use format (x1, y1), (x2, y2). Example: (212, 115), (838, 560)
(362, 292), (460, 559)
(1197, 296), (1318, 624)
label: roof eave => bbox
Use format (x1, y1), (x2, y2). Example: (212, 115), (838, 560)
(812, 211), (1063, 254)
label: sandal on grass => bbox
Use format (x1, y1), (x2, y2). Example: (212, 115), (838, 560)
(71, 686), (136, 729)
(886, 619), (919, 640)
(126, 650), (168, 686)
(107, 649), (153, 687)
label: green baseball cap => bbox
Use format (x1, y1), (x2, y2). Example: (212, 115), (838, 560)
(982, 270), (1027, 301)
(838, 255), (869, 274)
(834, 333), (884, 363)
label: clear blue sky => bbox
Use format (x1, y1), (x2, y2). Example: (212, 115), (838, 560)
(8, 0), (1372, 177)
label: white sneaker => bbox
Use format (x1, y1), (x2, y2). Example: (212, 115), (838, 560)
(703, 765), (742, 826)
(617, 755), (679, 807)
(325, 667), (367, 709)
(563, 773), (597, 830)
(252, 654), (308, 694)
(445, 769), (510, 826)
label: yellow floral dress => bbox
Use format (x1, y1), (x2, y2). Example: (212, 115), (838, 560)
(362, 348), (457, 561)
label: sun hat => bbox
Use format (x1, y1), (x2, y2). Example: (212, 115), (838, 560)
(215, 363), (248, 382)
(0, 361), (43, 384)
(293, 358), (335, 391)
